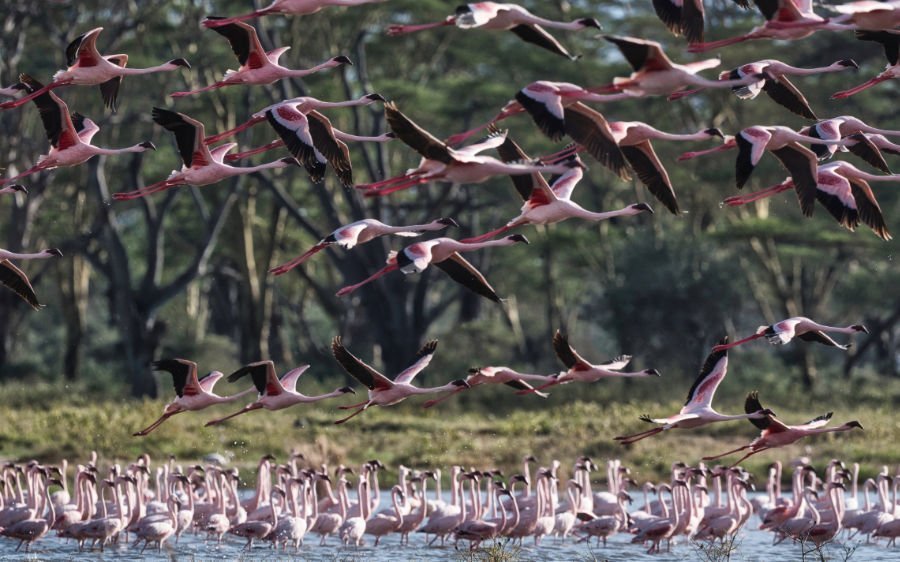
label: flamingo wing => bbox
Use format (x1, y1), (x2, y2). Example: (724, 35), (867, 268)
(682, 339), (729, 410)
(563, 103), (630, 180)
(653, 0), (683, 36)
(394, 340), (439, 384)
(20, 74), (79, 150)
(795, 410), (834, 430)
(744, 391), (786, 431)
(494, 130), (546, 200)
(504, 379), (548, 397)
(152, 358), (200, 398)
(152, 107), (212, 168)
(620, 141), (679, 214)
(206, 18), (268, 69)
(100, 54), (128, 111)
(814, 172), (859, 230)
(846, 134), (891, 174)
(433, 253), (502, 302)
(552, 330), (594, 371)
(307, 110), (353, 187)
(847, 176), (891, 240)
(0, 260), (43, 310)
(515, 85), (566, 141)
(508, 24), (575, 59)
(761, 74), (817, 120)
(385, 101), (455, 164)
(796, 331), (850, 348)
(855, 30), (900, 66)
(279, 365), (311, 393)
(66, 27), (103, 67)
(681, 0), (706, 44)
(266, 106), (326, 182)
(227, 361), (283, 396)
(198, 371), (224, 392)
(770, 143), (818, 217)
(603, 36), (673, 71)
(331, 336), (393, 391)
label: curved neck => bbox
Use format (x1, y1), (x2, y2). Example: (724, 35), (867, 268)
(119, 63), (180, 76)
(90, 144), (150, 155)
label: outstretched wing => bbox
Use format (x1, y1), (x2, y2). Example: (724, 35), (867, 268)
(761, 74), (816, 120)
(494, 129), (546, 201)
(508, 24), (574, 59)
(307, 110), (353, 187)
(620, 141), (679, 214)
(227, 361), (283, 396)
(770, 143), (818, 217)
(385, 101), (455, 164)
(796, 331), (849, 349)
(683, 338), (729, 410)
(0, 260), (43, 310)
(206, 18), (268, 68)
(563, 103), (630, 180)
(434, 253), (502, 302)
(100, 54), (127, 111)
(152, 107), (211, 168)
(552, 330), (593, 371)
(394, 340), (439, 384)
(332, 336), (393, 391)
(152, 358), (200, 398)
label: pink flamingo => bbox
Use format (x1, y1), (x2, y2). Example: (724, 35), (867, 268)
(422, 366), (555, 409)
(330, 336), (470, 424)
(703, 391), (863, 466)
(335, 234), (530, 301)
(0, 28), (189, 112)
(830, 0), (900, 30)
(112, 108), (295, 200)
(653, 0), (751, 44)
(614, 339), (773, 445)
(526, 330), (660, 394)
(358, 102), (584, 196)
(687, 0), (855, 53)
(0, 248), (63, 310)
(3, 75), (155, 184)
(171, 19), (350, 97)
(386, 3), (601, 60)
(204, 361), (356, 425)
(269, 217), (458, 276)
(202, 0), (387, 26)
(833, 31), (900, 98)
(801, 117), (900, 172)
(712, 316), (868, 352)
(722, 161), (894, 240)
(132, 359), (256, 436)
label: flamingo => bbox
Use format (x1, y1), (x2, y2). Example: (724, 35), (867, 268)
(525, 330), (660, 394)
(600, 35), (766, 99)
(677, 125), (851, 217)
(653, 0), (751, 44)
(833, 31), (900, 98)
(335, 235), (530, 301)
(0, 477), (61, 552)
(112, 108), (295, 200)
(687, 0), (856, 53)
(0, 27), (190, 112)
(171, 19), (350, 97)
(202, 0), (387, 26)
(703, 392), (863, 466)
(132, 358), (256, 436)
(829, 0), (900, 30)
(357, 102), (585, 196)
(801, 124), (895, 174)
(712, 316), (868, 352)
(386, 3), (601, 60)
(364, 485), (406, 546)
(721, 161), (894, 240)
(270, 217), (458, 275)
(223, 128), (393, 164)
(422, 366), (555, 409)
(229, 488), (283, 550)
(204, 361), (356, 425)
(0, 248), (63, 310)
(330, 336), (469, 424)
(614, 339), (773, 445)
(3, 75), (155, 185)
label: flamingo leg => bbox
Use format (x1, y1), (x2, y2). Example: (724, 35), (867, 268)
(112, 179), (183, 200)
(614, 426), (664, 445)
(270, 243), (331, 275)
(202, 11), (268, 28)
(0, 80), (70, 110)
(204, 403), (263, 426)
(6, 161), (52, 182)
(832, 75), (893, 99)
(518, 378), (561, 395)
(668, 88), (703, 101)
(336, 262), (400, 296)
(586, 83), (625, 94)
(729, 446), (770, 468)
(445, 112), (510, 146)
(355, 172), (420, 190)
(338, 399), (371, 410)
(334, 405), (369, 424)
(225, 140), (284, 162)
(539, 144), (584, 164)
(422, 388), (466, 409)
(170, 81), (230, 98)
(460, 224), (517, 244)
(711, 333), (765, 352)
(677, 144), (734, 161)
(363, 176), (433, 197)
(133, 412), (175, 436)
(702, 443), (752, 461)
(687, 34), (752, 53)
(722, 181), (794, 207)
(386, 19), (455, 36)
(205, 117), (265, 144)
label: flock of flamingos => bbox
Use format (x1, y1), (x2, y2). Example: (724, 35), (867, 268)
(0, 0), (897, 555)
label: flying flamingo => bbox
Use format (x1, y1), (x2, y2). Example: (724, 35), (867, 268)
(202, 0), (387, 26)
(204, 361), (356, 426)
(223, 127), (393, 164)
(652, 0), (751, 44)
(269, 217), (458, 276)
(386, 3), (602, 60)
(721, 161), (894, 240)
(524, 330), (660, 394)
(711, 316), (868, 352)
(0, 248), (63, 309)
(111, 108), (295, 200)
(801, 115), (900, 170)
(171, 19), (350, 97)
(0, 28), (190, 112)
(833, 31), (900, 98)
(681, 58), (860, 119)
(687, 0), (856, 53)
(330, 336), (470, 424)
(132, 359), (257, 436)
(0, 184), (27, 196)
(829, 0), (900, 30)
(702, 391), (863, 466)
(461, 155), (653, 243)
(614, 339), (773, 445)
(335, 234), (530, 301)
(2, 75), (155, 184)
(677, 125), (851, 216)
(421, 366), (555, 409)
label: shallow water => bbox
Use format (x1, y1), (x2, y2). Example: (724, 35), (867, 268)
(0, 492), (893, 561)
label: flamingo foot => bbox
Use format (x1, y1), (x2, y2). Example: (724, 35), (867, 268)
(687, 36), (749, 52)
(386, 19), (454, 36)
(270, 243), (330, 276)
(832, 76), (891, 99)
(668, 89), (702, 101)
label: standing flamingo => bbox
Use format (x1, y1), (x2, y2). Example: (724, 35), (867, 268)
(330, 337), (469, 424)
(204, 361), (356, 425)
(833, 31), (900, 98)
(132, 359), (256, 436)
(203, 0), (387, 26)
(614, 339), (773, 445)
(386, 3), (601, 60)
(0, 28), (190, 112)
(112, 108), (295, 200)
(335, 235), (530, 301)
(269, 217), (458, 276)
(711, 316), (868, 352)
(653, 0), (751, 44)
(171, 19), (350, 97)
(0, 248), (63, 310)
(3, 75), (155, 184)
(703, 392), (863, 466)
(422, 366), (555, 408)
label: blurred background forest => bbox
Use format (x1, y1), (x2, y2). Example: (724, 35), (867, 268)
(0, 0), (896, 475)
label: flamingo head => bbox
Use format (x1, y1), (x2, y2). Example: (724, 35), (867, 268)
(139, 141), (157, 150)
(338, 386), (356, 394)
(451, 379), (470, 388)
(280, 157), (300, 167)
(8, 184), (27, 194)
(436, 217), (459, 227)
(837, 59), (858, 69)
(631, 203), (654, 214)
(578, 18), (603, 29)
(365, 93), (385, 102)
(44, 248), (63, 257)
(331, 55), (353, 66)
(704, 128), (725, 138)
(845, 420), (864, 430)
(643, 368), (661, 377)
(851, 324), (869, 333)
(506, 234), (530, 244)
(168, 58), (192, 69)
